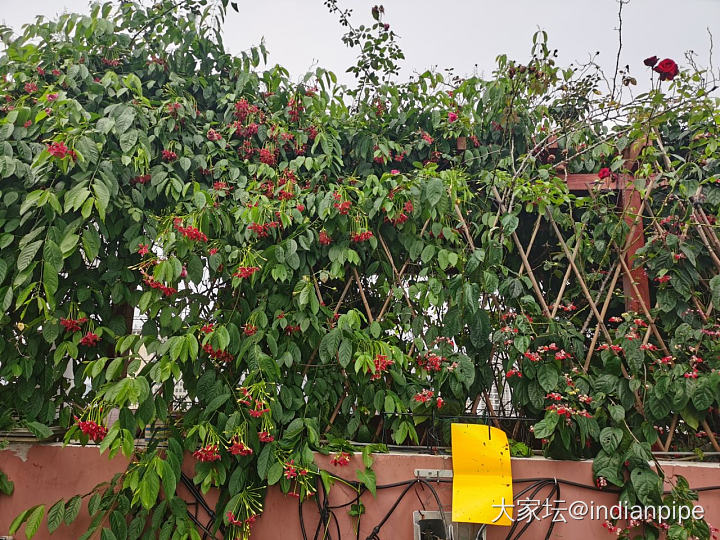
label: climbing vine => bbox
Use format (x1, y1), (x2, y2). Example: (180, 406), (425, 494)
(1, 1), (719, 539)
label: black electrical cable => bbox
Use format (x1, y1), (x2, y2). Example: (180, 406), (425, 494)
(298, 473), (720, 540)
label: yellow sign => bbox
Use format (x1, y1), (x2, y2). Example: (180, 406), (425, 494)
(451, 423), (514, 526)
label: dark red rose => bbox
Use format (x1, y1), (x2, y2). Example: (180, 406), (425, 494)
(643, 56), (658, 67)
(653, 58), (679, 81)
(598, 167), (611, 180)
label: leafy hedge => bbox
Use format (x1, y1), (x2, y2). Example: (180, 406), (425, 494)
(1, 1), (719, 539)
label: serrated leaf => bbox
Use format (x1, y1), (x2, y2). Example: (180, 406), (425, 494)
(47, 499), (65, 533)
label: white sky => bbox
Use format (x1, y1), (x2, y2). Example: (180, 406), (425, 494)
(2, 0), (719, 89)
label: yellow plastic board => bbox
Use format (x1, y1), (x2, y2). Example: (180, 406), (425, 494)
(451, 423), (513, 526)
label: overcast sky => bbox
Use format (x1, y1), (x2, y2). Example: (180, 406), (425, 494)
(2, 0), (719, 89)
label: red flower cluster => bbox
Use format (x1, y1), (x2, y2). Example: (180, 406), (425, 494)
(203, 343), (233, 363)
(296, 204), (305, 212)
(414, 389), (435, 403)
(332, 193), (352, 214)
(417, 353), (444, 372)
(161, 149), (177, 161)
(523, 351), (541, 362)
(79, 332), (100, 347)
(248, 399), (270, 418)
(233, 98), (259, 122)
(284, 324), (301, 335)
(131, 174), (151, 185)
(598, 167), (612, 180)
(370, 354), (393, 380)
(506, 369), (522, 378)
(143, 275), (177, 297)
(173, 219), (208, 242)
(137, 244), (149, 256)
(288, 98), (304, 122)
(284, 459), (298, 479)
(330, 452), (351, 466)
(234, 266), (260, 279)
(75, 417), (107, 442)
(207, 129), (222, 141)
(24, 82), (38, 93)
(656, 275), (671, 283)
(201, 323), (214, 333)
(351, 231), (373, 243)
(421, 132), (433, 145)
(248, 221), (279, 237)
(102, 57), (120, 67)
(227, 511), (258, 528)
(448, 111), (458, 123)
(60, 317), (88, 332)
(48, 141), (72, 158)
(259, 431), (275, 443)
(259, 148), (276, 166)
(244, 324), (258, 336)
(234, 121), (259, 138)
(319, 231), (332, 245)
(166, 102), (181, 115)
(193, 444), (221, 462)
(229, 439), (253, 456)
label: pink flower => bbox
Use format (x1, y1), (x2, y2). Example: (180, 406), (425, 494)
(390, 169), (400, 175)
(448, 112), (458, 123)
(137, 244), (149, 256)
(46, 93), (58, 101)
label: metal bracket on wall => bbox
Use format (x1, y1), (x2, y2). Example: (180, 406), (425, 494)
(414, 468), (453, 480)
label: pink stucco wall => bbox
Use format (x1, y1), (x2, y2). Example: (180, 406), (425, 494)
(1, 444), (719, 539)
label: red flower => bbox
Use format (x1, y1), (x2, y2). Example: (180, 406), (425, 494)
(243, 324), (258, 336)
(51, 69), (61, 76)
(193, 444), (221, 462)
(47, 142), (70, 158)
(207, 129), (222, 141)
(296, 204), (305, 212)
(654, 58), (679, 81)
(598, 167), (611, 180)
(234, 266), (260, 279)
(259, 431), (274, 443)
(436, 397), (444, 409)
(330, 452), (351, 466)
(80, 332), (100, 347)
(643, 56), (659, 67)
(161, 149), (177, 161)
(201, 324), (214, 334)
(137, 244), (149, 256)
(229, 439), (253, 456)
(448, 112), (458, 123)
(319, 231), (332, 246)
(656, 275), (671, 283)
(390, 169), (400, 175)
(24, 82), (38, 94)
(47, 93), (58, 101)
(413, 389), (435, 403)
(75, 417), (108, 442)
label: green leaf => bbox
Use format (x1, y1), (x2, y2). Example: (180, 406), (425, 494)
(267, 462), (283, 485)
(64, 495), (82, 525)
(17, 239), (43, 271)
(25, 421), (52, 440)
(47, 500), (65, 534)
(537, 363), (558, 392)
(599, 427), (624, 454)
(0, 469), (14, 495)
(82, 227), (101, 261)
(25, 504), (46, 539)
(139, 469), (160, 509)
(356, 467), (376, 496)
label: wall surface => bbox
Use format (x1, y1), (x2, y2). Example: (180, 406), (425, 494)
(1, 444), (719, 539)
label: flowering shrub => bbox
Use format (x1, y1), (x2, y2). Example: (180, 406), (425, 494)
(0, 1), (719, 539)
